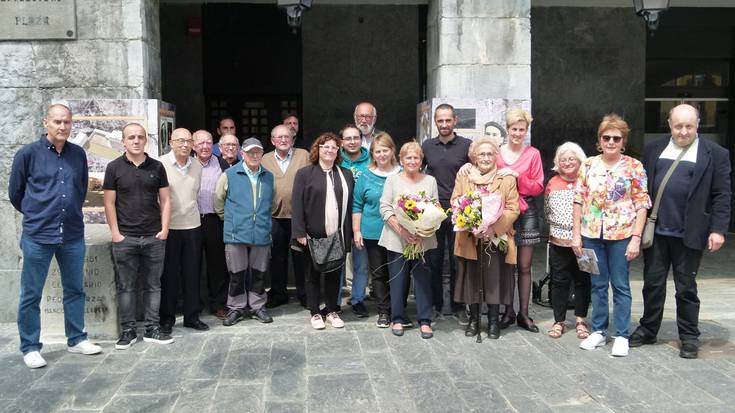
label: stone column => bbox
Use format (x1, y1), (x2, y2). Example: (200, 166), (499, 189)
(0, 0), (161, 322)
(426, 0), (531, 101)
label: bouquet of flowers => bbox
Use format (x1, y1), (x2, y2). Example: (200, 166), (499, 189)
(451, 188), (508, 252)
(394, 191), (448, 260)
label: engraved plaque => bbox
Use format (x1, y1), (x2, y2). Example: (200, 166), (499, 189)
(0, 0), (77, 40)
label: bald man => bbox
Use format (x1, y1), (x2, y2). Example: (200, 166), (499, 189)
(159, 128), (208, 333)
(630, 104), (731, 359)
(10, 104), (102, 368)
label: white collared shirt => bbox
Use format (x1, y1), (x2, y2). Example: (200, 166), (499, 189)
(274, 149), (293, 173)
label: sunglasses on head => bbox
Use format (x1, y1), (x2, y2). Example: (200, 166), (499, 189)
(601, 135), (623, 143)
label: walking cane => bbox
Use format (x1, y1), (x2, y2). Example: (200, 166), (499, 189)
(476, 240), (485, 344)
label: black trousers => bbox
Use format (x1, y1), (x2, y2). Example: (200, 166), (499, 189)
(268, 218), (306, 301)
(305, 256), (341, 316)
(160, 227), (202, 324)
(639, 234), (703, 344)
(364, 239), (392, 314)
(549, 244), (591, 323)
(200, 214), (229, 312)
(427, 215), (459, 311)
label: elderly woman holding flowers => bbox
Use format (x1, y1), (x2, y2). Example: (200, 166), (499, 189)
(379, 142), (440, 339)
(452, 137), (520, 339)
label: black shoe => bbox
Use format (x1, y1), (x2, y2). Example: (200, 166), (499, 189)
(401, 319), (415, 329)
(488, 305), (500, 339)
(183, 319), (210, 331)
(391, 324), (404, 336)
(251, 308), (274, 323)
(420, 324), (434, 339)
(465, 304), (480, 337)
(115, 329), (137, 350)
(629, 329), (657, 347)
(352, 302), (369, 318)
(265, 295), (289, 309)
(143, 327), (174, 344)
(499, 313), (516, 330)
(223, 309), (245, 326)
(376, 313), (390, 328)
(160, 322), (173, 335)
(517, 314), (539, 333)
(680, 342), (698, 359)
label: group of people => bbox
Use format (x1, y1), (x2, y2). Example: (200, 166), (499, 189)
(9, 101), (729, 369)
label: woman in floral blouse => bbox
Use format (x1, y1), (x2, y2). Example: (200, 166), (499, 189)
(572, 114), (651, 357)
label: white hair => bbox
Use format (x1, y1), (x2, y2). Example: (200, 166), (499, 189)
(552, 141), (587, 172)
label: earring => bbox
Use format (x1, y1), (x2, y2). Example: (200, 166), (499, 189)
(596, 143), (602, 153)
(621, 146), (626, 153)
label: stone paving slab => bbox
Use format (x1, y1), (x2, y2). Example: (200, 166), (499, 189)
(0, 241), (733, 413)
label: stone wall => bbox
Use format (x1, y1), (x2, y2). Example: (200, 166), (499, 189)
(0, 0), (161, 322)
(427, 0), (531, 100)
(302, 5), (421, 143)
(530, 6), (646, 167)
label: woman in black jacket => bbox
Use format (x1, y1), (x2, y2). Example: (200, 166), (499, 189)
(292, 132), (354, 330)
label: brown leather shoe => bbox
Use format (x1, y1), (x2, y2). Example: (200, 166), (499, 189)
(215, 309), (228, 320)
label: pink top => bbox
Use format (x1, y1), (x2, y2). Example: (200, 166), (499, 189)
(496, 145), (544, 212)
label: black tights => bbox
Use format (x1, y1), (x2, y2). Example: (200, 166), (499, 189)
(504, 245), (534, 319)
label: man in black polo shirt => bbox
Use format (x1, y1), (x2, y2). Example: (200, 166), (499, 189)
(103, 123), (172, 349)
(421, 104), (471, 324)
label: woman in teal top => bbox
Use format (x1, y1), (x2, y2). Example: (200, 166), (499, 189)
(352, 132), (401, 328)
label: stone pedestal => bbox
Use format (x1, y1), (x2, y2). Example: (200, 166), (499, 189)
(40, 224), (119, 341)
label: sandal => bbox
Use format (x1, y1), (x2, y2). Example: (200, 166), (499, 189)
(548, 322), (565, 338)
(575, 321), (590, 339)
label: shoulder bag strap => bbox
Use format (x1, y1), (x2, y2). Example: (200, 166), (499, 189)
(336, 167), (349, 229)
(650, 144), (690, 219)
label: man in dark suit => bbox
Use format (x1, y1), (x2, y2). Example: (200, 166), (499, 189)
(629, 103), (731, 359)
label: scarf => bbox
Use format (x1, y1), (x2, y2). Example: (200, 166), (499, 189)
(468, 165), (497, 186)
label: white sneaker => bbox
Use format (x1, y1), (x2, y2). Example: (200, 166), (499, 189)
(326, 312), (345, 328)
(311, 314), (326, 330)
(23, 351), (47, 369)
(68, 340), (103, 355)
(611, 336), (629, 357)
(579, 332), (607, 350)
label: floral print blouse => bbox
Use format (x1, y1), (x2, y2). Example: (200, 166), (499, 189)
(574, 155), (651, 240)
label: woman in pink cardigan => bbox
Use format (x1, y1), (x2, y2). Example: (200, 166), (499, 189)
(496, 108), (544, 333)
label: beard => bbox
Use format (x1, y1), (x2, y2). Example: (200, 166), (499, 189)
(357, 123), (374, 136)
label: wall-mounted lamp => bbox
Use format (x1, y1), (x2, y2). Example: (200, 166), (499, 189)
(633, 0), (670, 32)
(277, 0), (312, 31)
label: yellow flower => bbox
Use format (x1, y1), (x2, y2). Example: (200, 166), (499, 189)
(405, 200), (416, 210)
(456, 215), (466, 227)
(463, 205), (472, 215)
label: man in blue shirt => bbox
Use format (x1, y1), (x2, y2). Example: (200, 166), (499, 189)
(9, 104), (102, 369)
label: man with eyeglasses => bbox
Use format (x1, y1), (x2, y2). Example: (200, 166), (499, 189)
(214, 138), (275, 326)
(219, 134), (241, 166)
(338, 124), (372, 317)
(103, 123), (172, 349)
(159, 128), (208, 334)
(193, 130), (231, 320)
(629, 103), (731, 359)
(212, 117), (241, 162)
(261, 125), (311, 308)
(354, 102), (383, 150)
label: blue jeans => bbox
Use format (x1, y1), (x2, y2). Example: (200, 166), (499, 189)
(112, 235), (166, 331)
(583, 236), (632, 337)
(18, 235), (87, 354)
(349, 243), (369, 305)
(387, 251), (433, 325)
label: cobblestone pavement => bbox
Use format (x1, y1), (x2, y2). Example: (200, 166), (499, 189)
(1, 242), (734, 413)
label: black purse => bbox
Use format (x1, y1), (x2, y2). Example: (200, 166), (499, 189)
(307, 167), (349, 273)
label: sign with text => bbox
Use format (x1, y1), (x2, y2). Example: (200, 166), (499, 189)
(0, 0), (77, 40)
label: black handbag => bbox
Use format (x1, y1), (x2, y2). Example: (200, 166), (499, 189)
(307, 167), (349, 273)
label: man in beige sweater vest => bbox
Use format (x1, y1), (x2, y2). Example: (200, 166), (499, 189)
(261, 125), (311, 308)
(159, 128), (208, 334)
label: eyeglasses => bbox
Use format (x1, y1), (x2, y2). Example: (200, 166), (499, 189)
(559, 157), (578, 164)
(244, 151), (264, 157)
(601, 135), (623, 143)
(356, 114), (374, 120)
(272, 135), (292, 141)
(319, 145), (339, 152)
(172, 139), (193, 145)
(342, 136), (361, 142)
(476, 152), (496, 158)
(220, 143), (239, 148)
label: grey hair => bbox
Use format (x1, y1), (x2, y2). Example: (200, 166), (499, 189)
(552, 141), (587, 172)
